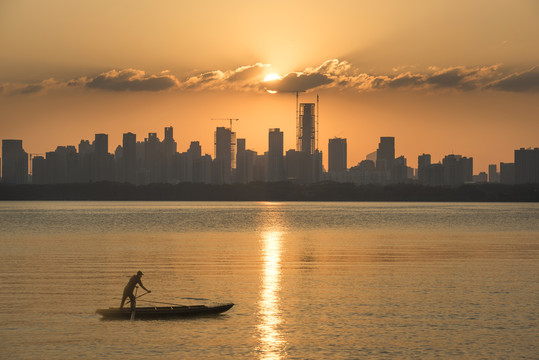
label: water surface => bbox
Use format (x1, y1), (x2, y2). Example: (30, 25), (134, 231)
(1, 202), (538, 359)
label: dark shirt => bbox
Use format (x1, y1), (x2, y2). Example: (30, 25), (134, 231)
(124, 275), (143, 294)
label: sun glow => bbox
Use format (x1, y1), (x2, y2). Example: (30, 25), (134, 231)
(264, 73), (281, 82)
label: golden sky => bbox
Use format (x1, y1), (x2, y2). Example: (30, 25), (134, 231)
(1, 0), (538, 171)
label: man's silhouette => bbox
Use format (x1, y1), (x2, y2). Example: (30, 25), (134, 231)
(120, 271), (151, 311)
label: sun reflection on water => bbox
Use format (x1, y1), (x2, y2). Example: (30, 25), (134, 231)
(257, 227), (285, 359)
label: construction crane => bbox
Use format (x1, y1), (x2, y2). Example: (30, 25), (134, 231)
(28, 153), (45, 176)
(211, 118), (239, 131)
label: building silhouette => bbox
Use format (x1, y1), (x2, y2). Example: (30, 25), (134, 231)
(442, 154), (473, 186)
(1, 140), (28, 184)
(122, 132), (137, 184)
(297, 103), (316, 154)
(213, 127), (234, 184)
(488, 164), (499, 183)
(328, 138), (347, 173)
(267, 128), (285, 182)
(500, 162), (515, 184)
(376, 137), (395, 171)
(417, 153), (431, 185)
(515, 148), (539, 184)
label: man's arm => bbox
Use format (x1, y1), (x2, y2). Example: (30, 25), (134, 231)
(138, 279), (151, 293)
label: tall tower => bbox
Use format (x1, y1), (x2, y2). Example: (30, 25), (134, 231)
(93, 133), (109, 181)
(328, 137), (347, 173)
(297, 103), (316, 154)
(376, 137), (395, 171)
(1, 139), (28, 184)
(122, 132), (136, 184)
(214, 127), (234, 184)
(163, 126), (177, 156)
(268, 128), (285, 182)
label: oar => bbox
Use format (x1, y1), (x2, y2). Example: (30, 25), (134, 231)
(125, 290), (150, 305)
(130, 287), (138, 321)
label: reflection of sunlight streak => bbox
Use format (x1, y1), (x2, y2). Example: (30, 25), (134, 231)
(258, 229), (285, 359)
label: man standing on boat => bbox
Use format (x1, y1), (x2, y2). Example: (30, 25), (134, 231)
(120, 271), (151, 311)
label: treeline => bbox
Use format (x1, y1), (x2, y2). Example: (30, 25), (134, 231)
(0, 182), (538, 201)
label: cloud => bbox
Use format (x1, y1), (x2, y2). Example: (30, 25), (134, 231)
(181, 63), (270, 90)
(85, 69), (179, 91)
(1, 61), (538, 96)
(227, 63), (270, 83)
(265, 72), (333, 92)
(3, 78), (59, 96)
(487, 67), (539, 92)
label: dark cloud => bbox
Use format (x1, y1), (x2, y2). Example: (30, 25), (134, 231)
(227, 63), (269, 83)
(265, 72), (333, 92)
(487, 67), (539, 92)
(86, 69), (179, 92)
(427, 68), (469, 88)
(386, 73), (425, 88)
(19, 85), (44, 94)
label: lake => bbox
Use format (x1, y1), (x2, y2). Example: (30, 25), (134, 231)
(1, 201), (538, 359)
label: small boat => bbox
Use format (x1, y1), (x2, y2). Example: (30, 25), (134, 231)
(96, 303), (234, 320)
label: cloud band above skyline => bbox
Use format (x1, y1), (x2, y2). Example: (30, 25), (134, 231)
(1, 60), (538, 96)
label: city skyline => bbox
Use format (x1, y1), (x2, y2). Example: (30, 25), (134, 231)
(3, 120), (538, 186)
(1, 1), (538, 172)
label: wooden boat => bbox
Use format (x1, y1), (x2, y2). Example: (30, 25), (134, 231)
(96, 303), (234, 320)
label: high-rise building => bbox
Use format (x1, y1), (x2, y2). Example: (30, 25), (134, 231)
(214, 127), (234, 184)
(123, 132), (136, 184)
(328, 138), (347, 173)
(162, 126), (177, 182)
(144, 132), (165, 183)
(235, 138), (248, 184)
(32, 156), (46, 184)
(515, 148), (539, 184)
(442, 154), (473, 186)
(500, 162), (515, 184)
(93, 133), (109, 182)
(418, 153), (431, 185)
(267, 128), (285, 182)
(488, 164), (499, 183)
(163, 126), (177, 156)
(297, 103), (316, 154)
(376, 137), (395, 171)
(188, 141), (202, 159)
(1, 139), (28, 184)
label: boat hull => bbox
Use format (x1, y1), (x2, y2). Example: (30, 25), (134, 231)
(96, 303), (234, 320)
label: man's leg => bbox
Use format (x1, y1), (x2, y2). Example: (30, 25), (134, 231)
(120, 293), (128, 309)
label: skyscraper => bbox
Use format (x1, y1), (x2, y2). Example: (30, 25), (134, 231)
(93, 133), (109, 182)
(1, 139), (28, 184)
(417, 153), (431, 185)
(214, 127), (234, 184)
(267, 128), (285, 182)
(328, 137), (347, 173)
(500, 162), (515, 184)
(515, 148), (539, 184)
(235, 138), (247, 184)
(123, 132), (136, 184)
(442, 154), (473, 186)
(297, 103), (316, 154)
(376, 137), (395, 171)
(163, 126), (177, 156)
(488, 164), (499, 183)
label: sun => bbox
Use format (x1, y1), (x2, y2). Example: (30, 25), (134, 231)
(264, 73), (281, 82)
